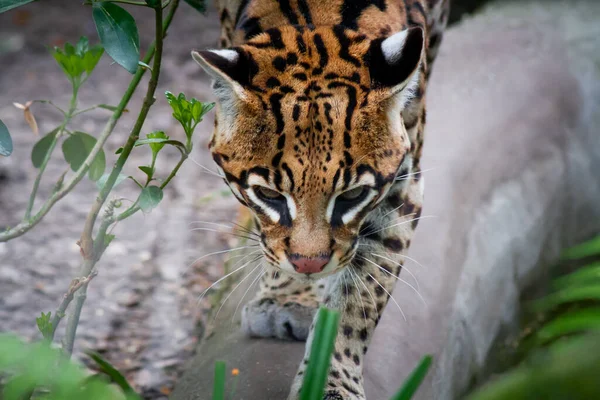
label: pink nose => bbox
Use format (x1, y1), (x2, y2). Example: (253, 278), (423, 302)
(290, 256), (330, 274)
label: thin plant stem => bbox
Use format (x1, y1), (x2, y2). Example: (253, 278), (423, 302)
(24, 86), (79, 220)
(115, 149), (188, 222)
(0, 0), (178, 243)
(54, 1), (180, 356)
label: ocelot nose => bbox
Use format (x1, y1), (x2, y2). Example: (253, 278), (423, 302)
(289, 255), (330, 274)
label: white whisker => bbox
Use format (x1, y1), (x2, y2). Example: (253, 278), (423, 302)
(188, 245), (259, 268)
(351, 266), (380, 321)
(366, 271), (407, 321)
(380, 202), (405, 219)
(213, 261), (263, 321)
(395, 167), (435, 181)
(364, 215), (436, 236)
(371, 253), (420, 291)
(359, 255), (426, 307)
(189, 227), (258, 242)
(188, 220), (260, 238)
(187, 156), (225, 178)
(348, 268), (368, 328)
(196, 255), (261, 306)
(232, 265), (266, 324)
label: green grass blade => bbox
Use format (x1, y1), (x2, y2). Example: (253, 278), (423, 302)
(552, 263), (600, 289)
(389, 355), (433, 400)
(213, 361), (226, 400)
(535, 309), (600, 345)
(466, 334), (600, 400)
(532, 285), (600, 311)
(560, 235), (600, 260)
(300, 307), (340, 400)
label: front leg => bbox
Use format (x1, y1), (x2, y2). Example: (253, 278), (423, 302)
(288, 183), (422, 400)
(288, 259), (399, 399)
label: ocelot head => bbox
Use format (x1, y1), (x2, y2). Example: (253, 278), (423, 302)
(193, 25), (424, 280)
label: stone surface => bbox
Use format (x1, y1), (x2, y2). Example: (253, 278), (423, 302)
(171, 1), (600, 400)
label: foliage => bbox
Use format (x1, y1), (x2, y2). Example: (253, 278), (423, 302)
(0, 0), (210, 398)
(0, 334), (140, 400)
(92, 2), (140, 74)
(466, 234), (600, 399)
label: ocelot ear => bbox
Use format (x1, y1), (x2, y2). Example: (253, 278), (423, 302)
(367, 27), (424, 104)
(191, 48), (251, 103)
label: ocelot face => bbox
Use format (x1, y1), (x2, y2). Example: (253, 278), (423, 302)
(194, 25), (424, 280)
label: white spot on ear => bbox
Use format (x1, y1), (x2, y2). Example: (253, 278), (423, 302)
(381, 30), (409, 64)
(210, 49), (239, 62)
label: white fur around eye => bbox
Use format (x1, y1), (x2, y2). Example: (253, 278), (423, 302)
(248, 188), (280, 224)
(326, 173), (377, 223)
(283, 193), (297, 220)
(341, 190), (377, 225)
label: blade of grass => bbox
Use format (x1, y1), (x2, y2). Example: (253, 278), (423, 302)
(560, 235), (600, 260)
(213, 361), (226, 400)
(300, 307), (340, 400)
(389, 355), (433, 400)
(532, 285), (600, 311)
(552, 262), (600, 289)
(535, 309), (600, 345)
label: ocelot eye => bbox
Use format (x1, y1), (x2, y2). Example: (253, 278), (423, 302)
(338, 186), (369, 202)
(254, 186), (284, 201)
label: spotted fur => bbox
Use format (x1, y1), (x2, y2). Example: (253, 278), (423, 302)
(196, 1), (449, 398)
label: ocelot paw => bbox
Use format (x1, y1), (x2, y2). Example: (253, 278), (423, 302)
(241, 296), (318, 341)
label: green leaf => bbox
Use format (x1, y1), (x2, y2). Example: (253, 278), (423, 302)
(115, 147), (124, 154)
(389, 355), (433, 400)
(0, 0), (36, 14)
(145, 131), (169, 156)
(535, 309), (600, 345)
(0, 119), (13, 157)
(561, 235), (600, 260)
(213, 361), (226, 400)
(75, 36), (89, 57)
(35, 312), (53, 341)
(61, 131), (106, 181)
(184, 0), (206, 13)
(96, 173), (128, 191)
(87, 351), (137, 396)
(138, 165), (154, 180)
(138, 186), (163, 212)
(533, 285), (600, 311)
(134, 137), (186, 152)
(83, 45), (104, 75)
(92, 2), (140, 74)
(552, 262), (600, 290)
(31, 127), (59, 168)
(300, 308), (340, 400)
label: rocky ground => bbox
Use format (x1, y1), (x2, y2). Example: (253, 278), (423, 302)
(0, 1), (243, 397)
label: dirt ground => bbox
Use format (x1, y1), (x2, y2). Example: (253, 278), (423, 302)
(0, 1), (241, 397)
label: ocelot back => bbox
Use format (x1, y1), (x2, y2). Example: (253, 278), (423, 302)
(193, 0), (449, 398)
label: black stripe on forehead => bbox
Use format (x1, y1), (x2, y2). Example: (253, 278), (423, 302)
(327, 82), (357, 131)
(278, 0), (299, 25)
(281, 163), (295, 193)
(340, 0), (387, 30)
